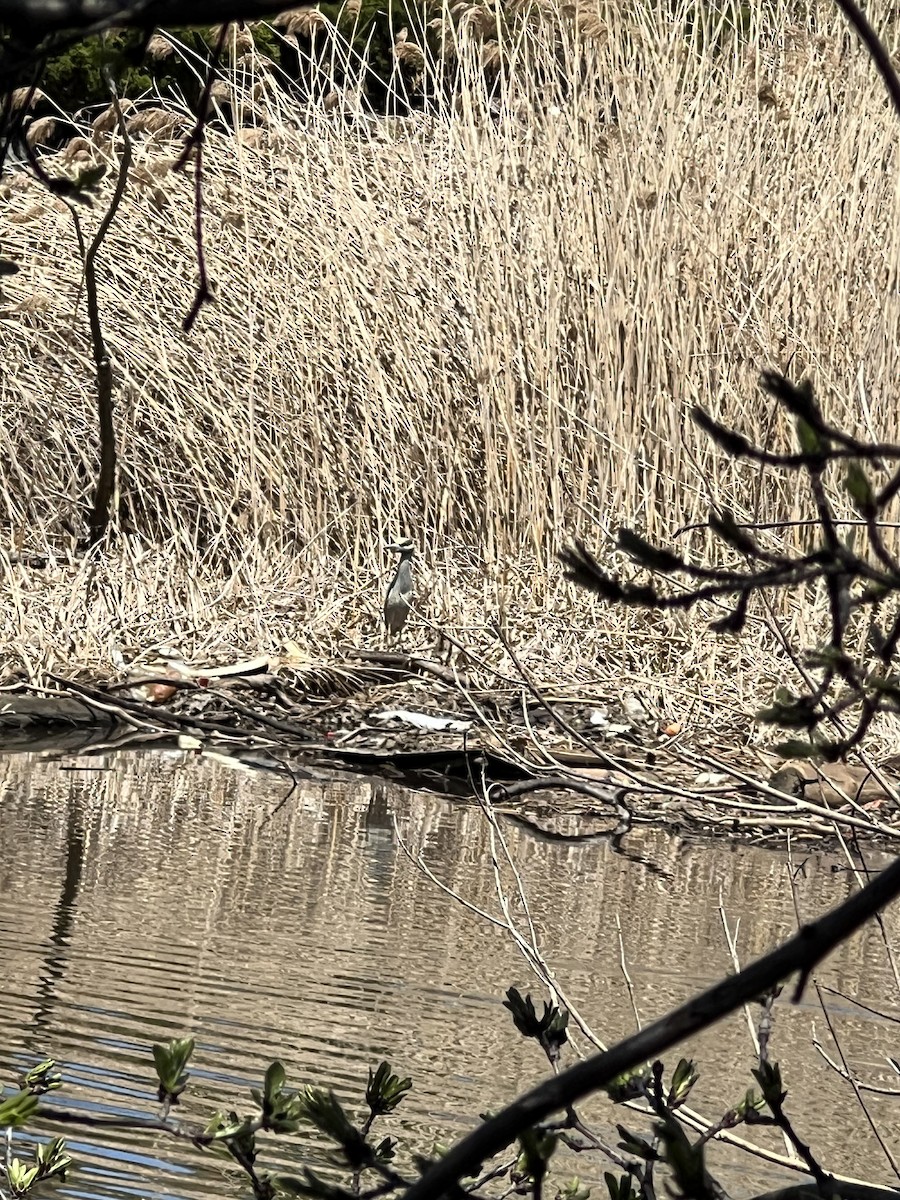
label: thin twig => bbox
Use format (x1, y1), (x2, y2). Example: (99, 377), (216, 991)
(615, 914), (641, 1031)
(403, 857), (900, 1200)
(812, 982), (900, 1181)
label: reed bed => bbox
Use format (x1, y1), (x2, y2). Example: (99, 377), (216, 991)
(1, 0), (899, 736)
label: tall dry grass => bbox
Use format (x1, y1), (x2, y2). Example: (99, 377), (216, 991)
(1, 0), (900, 731)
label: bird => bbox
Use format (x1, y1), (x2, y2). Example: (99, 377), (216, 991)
(384, 538), (415, 644)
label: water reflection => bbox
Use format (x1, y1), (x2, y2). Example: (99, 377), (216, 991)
(0, 750), (897, 1199)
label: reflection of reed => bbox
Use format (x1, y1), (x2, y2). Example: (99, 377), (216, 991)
(0, 750), (897, 1199)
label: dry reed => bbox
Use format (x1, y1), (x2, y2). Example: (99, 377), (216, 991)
(1, 0), (899, 742)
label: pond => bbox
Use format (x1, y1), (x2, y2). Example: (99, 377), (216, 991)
(0, 749), (898, 1199)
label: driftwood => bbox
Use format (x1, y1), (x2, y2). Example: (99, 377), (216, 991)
(0, 694), (115, 727)
(0, 662), (897, 844)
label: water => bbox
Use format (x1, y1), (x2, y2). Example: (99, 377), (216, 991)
(0, 750), (898, 1199)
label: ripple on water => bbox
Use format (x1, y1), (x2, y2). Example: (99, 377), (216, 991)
(0, 750), (898, 1200)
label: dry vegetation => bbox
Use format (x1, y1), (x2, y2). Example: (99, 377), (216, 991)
(2, 0), (900, 739)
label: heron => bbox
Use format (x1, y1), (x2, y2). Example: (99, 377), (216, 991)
(384, 538), (415, 643)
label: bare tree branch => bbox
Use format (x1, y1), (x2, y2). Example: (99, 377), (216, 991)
(404, 857), (900, 1200)
(0, 0), (287, 35)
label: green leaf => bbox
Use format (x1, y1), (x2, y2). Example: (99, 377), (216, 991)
(4, 1135), (70, 1198)
(205, 1110), (254, 1143)
(48, 162), (108, 203)
(667, 1058), (698, 1108)
(300, 1088), (367, 1167)
(264, 1061), (286, 1107)
(795, 415), (824, 455)
(615, 1123), (657, 1161)
(760, 373), (819, 423)
(0, 1090), (39, 1128)
(516, 1126), (557, 1182)
(19, 1060), (62, 1096)
(752, 1062), (786, 1109)
(256, 1064), (304, 1134)
(34, 1137), (71, 1182)
(618, 528), (684, 573)
(734, 1088), (766, 1119)
(604, 1172), (636, 1200)
(656, 1113), (713, 1199)
(557, 1179), (592, 1200)
(366, 1062), (412, 1116)
(691, 406), (754, 458)
(373, 1135), (396, 1162)
(844, 462), (875, 515)
(503, 989), (569, 1063)
(504, 987), (543, 1038)
(7, 1157), (38, 1195)
(152, 1037), (194, 1104)
(606, 1068), (650, 1104)
(707, 509), (761, 556)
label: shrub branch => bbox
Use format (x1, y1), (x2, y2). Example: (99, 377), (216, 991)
(405, 855), (900, 1199)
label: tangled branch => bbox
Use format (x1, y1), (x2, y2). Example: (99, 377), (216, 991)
(562, 372), (900, 763)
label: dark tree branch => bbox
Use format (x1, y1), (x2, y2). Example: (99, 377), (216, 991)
(829, 0), (900, 119)
(81, 73), (131, 546)
(0, 0), (286, 35)
(55, 84), (132, 550)
(173, 21), (228, 331)
(562, 371), (900, 761)
(404, 857), (900, 1200)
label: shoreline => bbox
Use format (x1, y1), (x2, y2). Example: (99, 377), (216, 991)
(5, 666), (899, 849)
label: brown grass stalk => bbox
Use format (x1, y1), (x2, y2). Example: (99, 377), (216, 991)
(1, 0), (899, 738)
